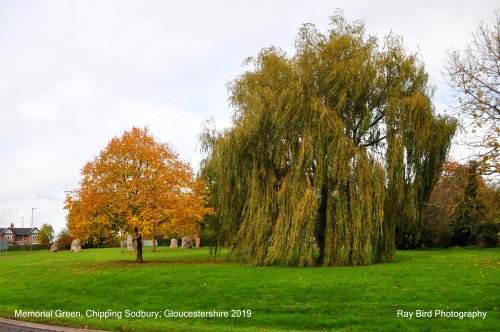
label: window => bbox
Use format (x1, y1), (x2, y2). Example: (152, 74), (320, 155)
(32, 234), (37, 240)
(6, 235), (12, 240)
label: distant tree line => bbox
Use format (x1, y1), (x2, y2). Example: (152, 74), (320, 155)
(421, 160), (499, 248)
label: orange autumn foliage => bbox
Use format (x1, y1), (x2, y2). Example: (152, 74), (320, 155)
(65, 127), (211, 261)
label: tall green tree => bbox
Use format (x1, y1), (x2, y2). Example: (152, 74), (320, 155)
(37, 223), (54, 245)
(201, 13), (456, 266)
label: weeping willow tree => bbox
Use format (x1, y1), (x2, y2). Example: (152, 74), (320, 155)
(200, 13), (456, 266)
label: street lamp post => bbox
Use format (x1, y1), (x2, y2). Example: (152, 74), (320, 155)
(31, 208), (36, 252)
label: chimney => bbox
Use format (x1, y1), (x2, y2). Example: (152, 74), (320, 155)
(10, 223), (14, 229)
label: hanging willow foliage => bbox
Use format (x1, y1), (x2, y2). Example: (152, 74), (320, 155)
(200, 13), (457, 266)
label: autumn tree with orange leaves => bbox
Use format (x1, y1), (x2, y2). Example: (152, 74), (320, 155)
(65, 127), (211, 262)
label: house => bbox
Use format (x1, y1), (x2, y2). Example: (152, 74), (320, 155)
(0, 223), (40, 246)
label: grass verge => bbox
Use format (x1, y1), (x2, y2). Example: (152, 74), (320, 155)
(0, 247), (498, 331)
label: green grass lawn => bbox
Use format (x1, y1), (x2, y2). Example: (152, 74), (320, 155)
(0, 247), (498, 331)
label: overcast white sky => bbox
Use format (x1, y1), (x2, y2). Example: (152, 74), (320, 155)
(0, 0), (497, 232)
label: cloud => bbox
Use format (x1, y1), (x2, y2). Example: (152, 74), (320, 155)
(36, 194), (61, 203)
(0, 0), (497, 230)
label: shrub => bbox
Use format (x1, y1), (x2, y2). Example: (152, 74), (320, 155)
(472, 222), (499, 248)
(57, 229), (73, 250)
(8, 244), (50, 251)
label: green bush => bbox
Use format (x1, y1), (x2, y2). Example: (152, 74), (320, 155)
(8, 244), (50, 251)
(57, 230), (73, 250)
(431, 227), (453, 248)
(83, 236), (121, 248)
(472, 222), (499, 248)
(156, 236), (170, 246)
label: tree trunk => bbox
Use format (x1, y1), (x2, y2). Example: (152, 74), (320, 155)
(315, 185), (328, 265)
(316, 230), (325, 265)
(136, 236), (143, 263)
(152, 226), (157, 252)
